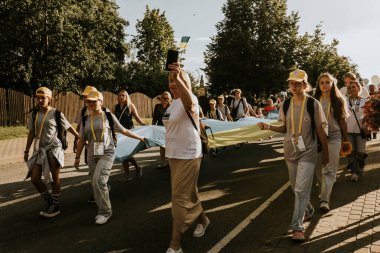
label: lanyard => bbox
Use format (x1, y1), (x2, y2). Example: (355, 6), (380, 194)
(290, 96), (307, 136)
(118, 104), (129, 121)
(34, 108), (51, 138)
(90, 112), (105, 141)
(319, 97), (331, 121)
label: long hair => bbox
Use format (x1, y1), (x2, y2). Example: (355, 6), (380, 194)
(118, 90), (131, 108)
(314, 73), (348, 119)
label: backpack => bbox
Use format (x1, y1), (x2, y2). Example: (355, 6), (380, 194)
(186, 111), (214, 156)
(82, 107), (117, 146)
(282, 96), (322, 151)
(32, 108), (68, 150)
(230, 97), (248, 119)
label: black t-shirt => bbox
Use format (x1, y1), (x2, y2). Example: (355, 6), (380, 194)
(152, 103), (169, 126)
(114, 104), (134, 129)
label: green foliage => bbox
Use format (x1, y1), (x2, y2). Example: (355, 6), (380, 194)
(295, 25), (357, 89)
(124, 6), (176, 97)
(204, 0), (300, 96)
(204, 0), (358, 96)
(0, 0), (128, 94)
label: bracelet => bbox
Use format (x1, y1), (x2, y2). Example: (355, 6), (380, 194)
(24, 151), (29, 154)
(75, 157), (80, 160)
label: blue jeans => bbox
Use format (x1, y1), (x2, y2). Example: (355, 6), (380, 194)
(286, 161), (315, 231)
(347, 133), (367, 175)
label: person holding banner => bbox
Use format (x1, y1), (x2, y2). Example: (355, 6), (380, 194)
(163, 63), (210, 253)
(314, 73), (349, 211)
(114, 90), (147, 181)
(258, 69), (328, 241)
(153, 91), (172, 168)
(74, 90), (145, 225)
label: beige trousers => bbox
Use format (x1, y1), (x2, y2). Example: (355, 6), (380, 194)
(169, 158), (203, 233)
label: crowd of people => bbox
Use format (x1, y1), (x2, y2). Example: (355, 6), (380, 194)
(22, 65), (378, 251)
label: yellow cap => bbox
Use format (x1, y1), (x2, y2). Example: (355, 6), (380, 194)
(217, 95), (224, 99)
(81, 86), (97, 96)
(209, 99), (216, 104)
(85, 91), (103, 101)
(287, 69), (308, 83)
(234, 89), (242, 94)
(35, 87), (52, 98)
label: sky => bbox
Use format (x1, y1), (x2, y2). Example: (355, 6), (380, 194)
(116, 0), (380, 83)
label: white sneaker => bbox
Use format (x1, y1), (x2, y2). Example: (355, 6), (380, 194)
(193, 217), (210, 238)
(351, 173), (359, 182)
(95, 215), (111, 225)
(320, 201), (330, 212)
(166, 248), (183, 253)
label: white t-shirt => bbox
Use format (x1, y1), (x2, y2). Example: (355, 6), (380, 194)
(339, 86), (370, 98)
(163, 94), (202, 159)
(346, 98), (368, 134)
(230, 98), (247, 119)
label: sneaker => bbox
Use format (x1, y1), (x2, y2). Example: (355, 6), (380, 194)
(88, 196), (96, 203)
(39, 199), (51, 216)
(320, 201), (330, 212)
(40, 204), (60, 218)
(166, 248), (183, 253)
(292, 230), (305, 241)
(193, 217), (210, 238)
(119, 176), (134, 182)
(95, 214), (111, 225)
(351, 173), (359, 182)
(136, 166), (143, 178)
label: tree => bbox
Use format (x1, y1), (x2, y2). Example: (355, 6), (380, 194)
(204, 0), (358, 96)
(295, 25), (357, 88)
(0, 0), (128, 94)
(204, 0), (300, 96)
(125, 6), (176, 97)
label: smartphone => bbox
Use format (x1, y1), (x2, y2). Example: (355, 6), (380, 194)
(165, 49), (179, 71)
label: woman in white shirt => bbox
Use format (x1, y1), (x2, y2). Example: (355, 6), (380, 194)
(346, 81), (369, 182)
(163, 63), (210, 253)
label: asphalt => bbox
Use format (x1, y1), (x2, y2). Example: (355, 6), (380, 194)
(0, 134), (379, 253)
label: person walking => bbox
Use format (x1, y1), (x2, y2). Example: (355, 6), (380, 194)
(206, 99), (224, 120)
(314, 73), (350, 211)
(216, 95), (232, 121)
(229, 89), (248, 121)
(74, 90), (145, 225)
(74, 85), (98, 203)
(258, 69), (329, 241)
(163, 63), (210, 253)
(24, 87), (79, 218)
(152, 91), (172, 168)
(340, 72), (370, 98)
(346, 81), (369, 182)
(114, 90), (147, 181)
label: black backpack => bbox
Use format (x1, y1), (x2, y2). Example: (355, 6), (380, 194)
(82, 107), (117, 146)
(32, 108), (68, 150)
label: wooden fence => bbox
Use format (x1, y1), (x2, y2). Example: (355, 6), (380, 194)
(0, 88), (155, 126)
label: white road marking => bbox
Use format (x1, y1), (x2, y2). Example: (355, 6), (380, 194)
(207, 182), (290, 253)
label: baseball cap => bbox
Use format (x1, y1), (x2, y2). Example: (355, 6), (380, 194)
(209, 99), (216, 104)
(287, 69), (308, 83)
(81, 86), (97, 96)
(35, 87), (52, 98)
(85, 91), (103, 101)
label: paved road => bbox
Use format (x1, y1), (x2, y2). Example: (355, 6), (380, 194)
(1, 136), (380, 253)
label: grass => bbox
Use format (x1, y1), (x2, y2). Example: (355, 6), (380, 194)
(0, 126), (29, 140)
